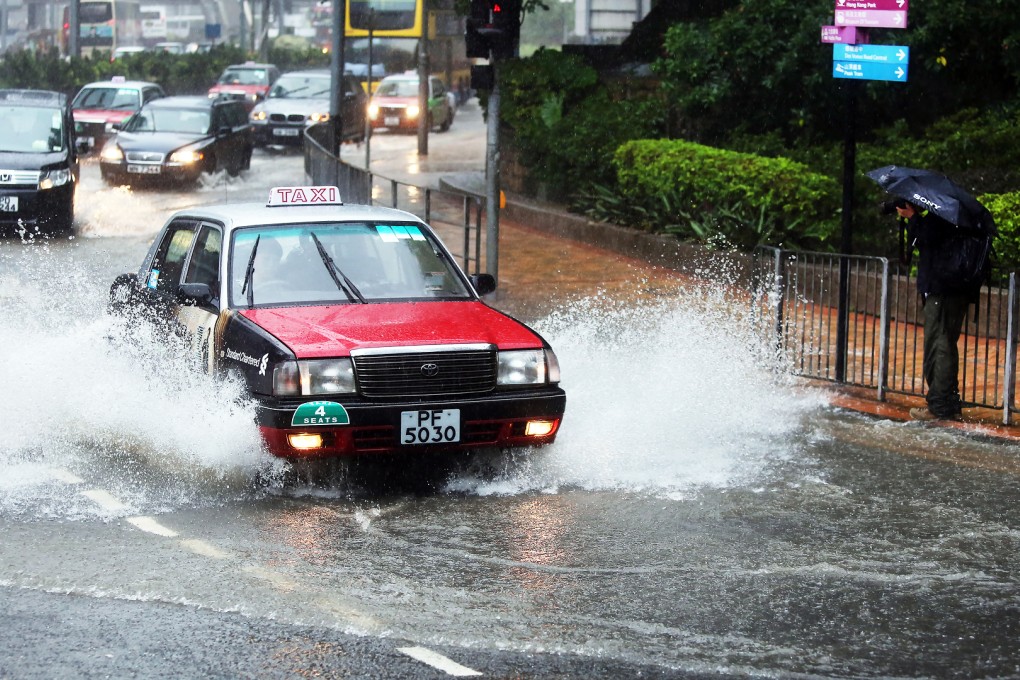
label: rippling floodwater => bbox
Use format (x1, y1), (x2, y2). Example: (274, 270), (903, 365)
(2, 160), (1020, 677)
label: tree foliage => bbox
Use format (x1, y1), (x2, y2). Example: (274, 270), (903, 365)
(653, 0), (1020, 145)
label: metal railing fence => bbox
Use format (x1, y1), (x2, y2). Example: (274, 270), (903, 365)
(303, 124), (485, 275)
(752, 246), (1020, 424)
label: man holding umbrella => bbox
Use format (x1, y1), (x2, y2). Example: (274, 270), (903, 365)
(868, 166), (996, 422)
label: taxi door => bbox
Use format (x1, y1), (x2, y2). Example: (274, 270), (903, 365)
(178, 223), (223, 374)
(138, 219), (221, 373)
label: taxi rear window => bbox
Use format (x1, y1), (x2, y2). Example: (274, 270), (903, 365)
(229, 222), (472, 307)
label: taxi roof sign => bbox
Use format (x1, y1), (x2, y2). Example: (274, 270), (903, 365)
(267, 186), (343, 207)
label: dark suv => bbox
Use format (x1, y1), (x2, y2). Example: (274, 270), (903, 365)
(0, 89), (79, 235)
(99, 95), (253, 186)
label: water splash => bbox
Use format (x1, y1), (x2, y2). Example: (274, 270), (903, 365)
(448, 280), (823, 496)
(0, 243), (285, 519)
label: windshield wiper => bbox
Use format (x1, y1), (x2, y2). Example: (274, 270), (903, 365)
(240, 235), (261, 309)
(309, 231), (366, 304)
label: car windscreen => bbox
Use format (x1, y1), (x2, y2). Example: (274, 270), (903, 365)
(268, 74), (331, 99)
(229, 222), (473, 307)
(375, 80), (417, 97)
(123, 107), (210, 134)
(0, 105), (65, 153)
(72, 87), (141, 110)
(219, 69), (268, 86)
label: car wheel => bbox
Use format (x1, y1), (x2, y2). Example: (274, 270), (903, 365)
(43, 200), (74, 236)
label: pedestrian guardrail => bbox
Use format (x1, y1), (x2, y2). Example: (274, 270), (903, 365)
(752, 246), (1020, 424)
(303, 123), (485, 276)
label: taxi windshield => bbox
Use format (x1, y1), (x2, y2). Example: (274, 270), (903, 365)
(229, 222), (472, 307)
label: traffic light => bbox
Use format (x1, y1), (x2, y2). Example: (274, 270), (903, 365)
(465, 0), (521, 61)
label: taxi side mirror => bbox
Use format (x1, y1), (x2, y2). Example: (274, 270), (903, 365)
(470, 273), (496, 296)
(178, 282), (214, 305)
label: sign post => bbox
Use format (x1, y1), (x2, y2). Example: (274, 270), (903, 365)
(824, 0), (908, 383)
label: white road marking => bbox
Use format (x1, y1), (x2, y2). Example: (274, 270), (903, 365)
(50, 468), (83, 484)
(397, 647), (482, 677)
(126, 516), (179, 537)
(180, 538), (232, 560)
(241, 564), (298, 591)
(81, 489), (127, 512)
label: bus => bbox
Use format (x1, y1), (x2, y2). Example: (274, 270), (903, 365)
(63, 0), (143, 56)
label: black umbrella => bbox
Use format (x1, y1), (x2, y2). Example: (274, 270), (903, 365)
(866, 165), (996, 235)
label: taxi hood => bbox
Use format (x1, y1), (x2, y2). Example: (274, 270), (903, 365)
(241, 301), (544, 358)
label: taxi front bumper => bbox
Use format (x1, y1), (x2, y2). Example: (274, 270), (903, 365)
(256, 388), (566, 458)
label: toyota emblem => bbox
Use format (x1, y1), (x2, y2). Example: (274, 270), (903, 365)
(420, 362), (439, 378)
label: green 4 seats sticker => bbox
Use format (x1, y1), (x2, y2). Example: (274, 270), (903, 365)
(292, 401), (350, 426)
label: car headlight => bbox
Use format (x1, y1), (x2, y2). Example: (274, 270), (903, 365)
(273, 358), (356, 396)
(39, 168), (71, 190)
(406, 104), (420, 119)
(169, 147), (204, 164)
(497, 349), (560, 386)
(100, 144), (123, 162)
(309, 112), (329, 123)
(368, 104), (378, 120)
(250, 110), (267, 122)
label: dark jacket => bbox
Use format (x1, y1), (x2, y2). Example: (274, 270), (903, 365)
(903, 209), (987, 299)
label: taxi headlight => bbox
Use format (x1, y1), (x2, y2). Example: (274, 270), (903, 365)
(39, 168), (71, 190)
(169, 147), (203, 164)
(104, 122), (116, 133)
(497, 349), (560, 386)
(368, 104), (379, 120)
(100, 144), (123, 162)
(273, 359), (356, 396)
(406, 104), (420, 119)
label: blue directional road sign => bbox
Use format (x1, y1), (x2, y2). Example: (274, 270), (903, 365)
(833, 44), (909, 82)
(833, 60), (908, 81)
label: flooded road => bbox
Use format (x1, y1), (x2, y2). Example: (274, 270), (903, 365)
(2, 129), (1020, 677)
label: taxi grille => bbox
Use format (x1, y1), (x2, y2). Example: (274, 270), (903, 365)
(352, 347), (497, 398)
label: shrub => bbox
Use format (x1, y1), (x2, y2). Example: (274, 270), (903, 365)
(611, 139), (840, 250)
(981, 191), (1020, 273)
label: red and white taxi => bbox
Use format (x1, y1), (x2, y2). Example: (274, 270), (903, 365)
(71, 77), (166, 152)
(109, 186), (565, 458)
(207, 62), (280, 111)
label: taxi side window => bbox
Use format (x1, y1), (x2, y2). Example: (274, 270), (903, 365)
(184, 224), (222, 302)
(148, 222), (197, 296)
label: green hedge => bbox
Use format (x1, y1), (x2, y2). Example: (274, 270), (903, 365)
(611, 139), (841, 250)
(981, 191), (1020, 273)
(0, 44), (329, 99)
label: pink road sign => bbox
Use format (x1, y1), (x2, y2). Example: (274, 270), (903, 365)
(835, 0), (908, 11)
(821, 26), (869, 44)
(835, 8), (907, 28)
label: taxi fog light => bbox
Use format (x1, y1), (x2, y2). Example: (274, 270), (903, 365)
(169, 148), (203, 164)
(299, 358), (356, 395)
(288, 433), (323, 450)
(273, 361), (301, 396)
(525, 420), (556, 437)
(497, 350), (546, 385)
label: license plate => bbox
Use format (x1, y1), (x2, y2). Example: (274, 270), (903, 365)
(400, 409), (460, 445)
(0, 195), (17, 212)
(127, 164), (161, 174)
(273, 128), (300, 136)
(384, 116), (400, 127)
